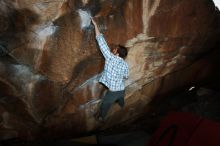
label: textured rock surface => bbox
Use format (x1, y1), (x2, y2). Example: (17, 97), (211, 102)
(0, 0), (220, 140)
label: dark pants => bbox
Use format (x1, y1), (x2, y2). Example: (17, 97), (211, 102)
(99, 90), (125, 119)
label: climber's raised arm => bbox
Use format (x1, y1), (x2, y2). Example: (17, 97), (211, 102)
(91, 18), (113, 60)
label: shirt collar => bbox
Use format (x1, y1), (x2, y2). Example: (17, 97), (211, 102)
(115, 55), (123, 60)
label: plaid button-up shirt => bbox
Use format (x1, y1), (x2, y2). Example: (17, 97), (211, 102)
(96, 34), (129, 91)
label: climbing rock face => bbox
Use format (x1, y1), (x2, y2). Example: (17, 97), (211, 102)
(0, 0), (220, 140)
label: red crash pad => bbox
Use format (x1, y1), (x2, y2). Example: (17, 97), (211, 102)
(147, 112), (220, 146)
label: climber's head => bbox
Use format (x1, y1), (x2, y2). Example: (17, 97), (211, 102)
(112, 45), (128, 59)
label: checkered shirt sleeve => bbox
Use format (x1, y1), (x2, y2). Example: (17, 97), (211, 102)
(96, 34), (114, 60)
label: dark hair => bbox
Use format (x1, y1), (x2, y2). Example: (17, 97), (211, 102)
(117, 45), (128, 59)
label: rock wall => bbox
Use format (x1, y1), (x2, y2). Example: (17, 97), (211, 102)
(0, 0), (220, 140)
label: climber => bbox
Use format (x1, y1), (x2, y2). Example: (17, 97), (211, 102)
(91, 18), (129, 123)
